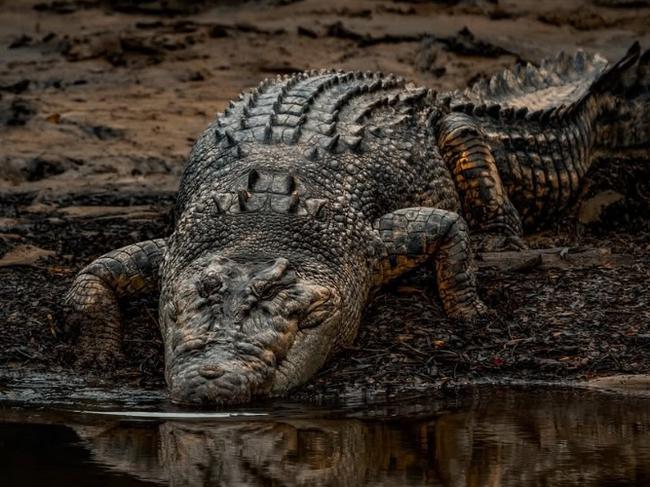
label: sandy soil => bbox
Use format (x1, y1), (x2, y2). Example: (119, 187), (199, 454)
(0, 0), (648, 400)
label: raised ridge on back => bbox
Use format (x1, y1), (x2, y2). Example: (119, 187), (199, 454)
(212, 70), (437, 157)
(446, 43), (642, 125)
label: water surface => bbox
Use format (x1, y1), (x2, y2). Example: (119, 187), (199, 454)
(1, 384), (650, 486)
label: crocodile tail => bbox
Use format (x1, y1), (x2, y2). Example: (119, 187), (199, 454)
(564, 42), (640, 119)
(585, 42), (640, 96)
(590, 42), (649, 149)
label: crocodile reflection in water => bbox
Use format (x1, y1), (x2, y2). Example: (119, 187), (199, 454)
(69, 392), (650, 487)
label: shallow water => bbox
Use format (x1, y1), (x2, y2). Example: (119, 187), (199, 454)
(1, 380), (650, 487)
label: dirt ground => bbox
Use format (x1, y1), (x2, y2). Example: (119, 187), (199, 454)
(0, 0), (649, 401)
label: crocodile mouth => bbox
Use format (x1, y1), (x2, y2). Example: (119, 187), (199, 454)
(166, 304), (341, 406)
(269, 307), (342, 396)
(162, 256), (342, 406)
(166, 317), (294, 405)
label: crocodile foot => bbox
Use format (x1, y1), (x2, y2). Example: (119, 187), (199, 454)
(447, 298), (495, 322)
(65, 310), (127, 370)
(472, 234), (528, 252)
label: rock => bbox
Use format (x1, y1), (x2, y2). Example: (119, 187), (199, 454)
(578, 190), (625, 224)
(0, 245), (55, 268)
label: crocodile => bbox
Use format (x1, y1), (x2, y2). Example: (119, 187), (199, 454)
(65, 43), (648, 405)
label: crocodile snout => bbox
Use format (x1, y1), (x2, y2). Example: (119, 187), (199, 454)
(162, 254), (341, 405)
(169, 359), (272, 405)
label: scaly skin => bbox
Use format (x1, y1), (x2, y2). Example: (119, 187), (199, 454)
(65, 44), (648, 405)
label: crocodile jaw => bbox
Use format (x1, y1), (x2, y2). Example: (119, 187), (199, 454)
(160, 254), (342, 406)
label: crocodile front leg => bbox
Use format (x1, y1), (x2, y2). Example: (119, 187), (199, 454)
(436, 112), (525, 251)
(64, 239), (167, 365)
(374, 208), (487, 320)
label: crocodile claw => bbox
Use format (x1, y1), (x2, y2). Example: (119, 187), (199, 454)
(448, 299), (495, 323)
(472, 234), (528, 252)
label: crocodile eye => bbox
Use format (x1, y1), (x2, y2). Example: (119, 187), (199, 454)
(250, 281), (278, 301)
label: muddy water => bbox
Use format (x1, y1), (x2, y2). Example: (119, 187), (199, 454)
(1, 383), (650, 487)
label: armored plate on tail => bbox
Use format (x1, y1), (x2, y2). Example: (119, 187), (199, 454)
(65, 44), (648, 405)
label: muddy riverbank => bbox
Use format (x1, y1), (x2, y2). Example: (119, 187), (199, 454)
(0, 0), (649, 401)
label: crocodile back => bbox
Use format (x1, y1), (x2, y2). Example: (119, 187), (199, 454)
(176, 71), (460, 222)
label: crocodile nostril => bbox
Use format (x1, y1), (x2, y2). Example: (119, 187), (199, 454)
(198, 365), (226, 379)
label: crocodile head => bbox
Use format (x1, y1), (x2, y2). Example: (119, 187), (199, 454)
(156, 176), (371, 406)
(162, 253), (343, 405)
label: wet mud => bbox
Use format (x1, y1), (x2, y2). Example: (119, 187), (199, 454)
(0, 0), (649, 401)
